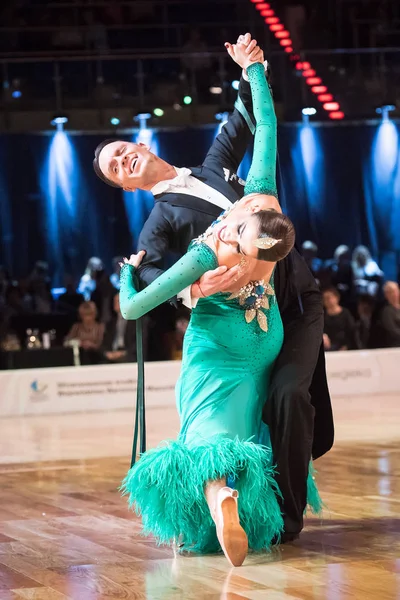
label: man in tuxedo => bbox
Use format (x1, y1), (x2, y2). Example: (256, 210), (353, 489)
(93, 35), (333, 541)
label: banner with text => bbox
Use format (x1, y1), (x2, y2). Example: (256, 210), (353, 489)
(0, 349), (399, 417)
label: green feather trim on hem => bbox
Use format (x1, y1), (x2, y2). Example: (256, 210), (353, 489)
(306, 462), (324, 515)
(121, 435), (284, 554)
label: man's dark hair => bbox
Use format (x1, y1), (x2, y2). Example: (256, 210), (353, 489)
(322, 286), (341, 299)
(253, 210), (295, 263)
(93, 139), (121, 188)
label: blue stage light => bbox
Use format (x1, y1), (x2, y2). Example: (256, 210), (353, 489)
(373, 121), (398, 187)
(298, 123), (324, 216)
(110, 117), (120, 126)
(12, 90), (22, 99)
(50, 116), (68, 132)
(40, 129), (80, 284)
(51, 116), (68, 125)
(135, 113), (151, 120)
(231, 80), (240, 90)
(302, 107), (317, 116)
(376, 105), (396, 122)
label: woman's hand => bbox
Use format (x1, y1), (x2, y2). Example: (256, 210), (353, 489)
(224, 34), (264, 70)
(121, 250), (146, 269)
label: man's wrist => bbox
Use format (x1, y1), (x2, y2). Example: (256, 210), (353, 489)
(191, 282), (205, 300)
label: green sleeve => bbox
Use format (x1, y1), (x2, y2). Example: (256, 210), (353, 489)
(244, 62), (278, 198)
(119, 243), (218, 320)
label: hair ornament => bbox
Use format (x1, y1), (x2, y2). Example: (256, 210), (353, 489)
(253, 234), (282, 250)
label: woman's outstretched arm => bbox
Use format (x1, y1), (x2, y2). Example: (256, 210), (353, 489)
(119, 244), (218, 320)
(244, 61), (278, 199)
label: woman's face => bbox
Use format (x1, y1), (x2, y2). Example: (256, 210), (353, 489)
(81, 311), (96, 324)
(212, 213), (260, 268)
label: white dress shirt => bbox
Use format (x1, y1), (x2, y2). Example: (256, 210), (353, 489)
(151, 167), (236, 308)
(151, 167), (232, 211)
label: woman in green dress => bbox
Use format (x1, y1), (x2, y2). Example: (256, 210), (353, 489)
(119, 42), (320, 567)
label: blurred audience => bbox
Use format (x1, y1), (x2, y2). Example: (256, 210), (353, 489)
(301, 241), (323, 284)
(26, 261), (53, 313)
(64, 300), (104, 351)
(110, 256), (123, 291)
(78, 257), (104, 301)
(324, 245), (354, 308)
(0, 284), (26, 343)
(171, 314), (189, 360)
(102, 292), (148, 363)
(323, 287), (358, 351)
(91, 267), (115, 325)
(56, 277), (84, 316)
(356, 294), (376, 349)
(376, 281), (400, 348)
(1, 243), (399, 367)
(352, 245), (384, 298)
(0, 266), (11, 309)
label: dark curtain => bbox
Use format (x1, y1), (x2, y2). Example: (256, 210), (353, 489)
(0, 122), (399, 284)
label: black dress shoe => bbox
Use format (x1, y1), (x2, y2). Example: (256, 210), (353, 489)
(272, 532), (300, 545)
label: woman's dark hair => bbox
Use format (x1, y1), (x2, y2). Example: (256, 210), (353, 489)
(93, 139), (120, 188)
(253, 210), (295, 262)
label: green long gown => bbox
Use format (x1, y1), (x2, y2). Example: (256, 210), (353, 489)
(119, 63), (321, 553)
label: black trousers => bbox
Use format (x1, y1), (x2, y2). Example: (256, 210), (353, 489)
(263, 294), (325, 535)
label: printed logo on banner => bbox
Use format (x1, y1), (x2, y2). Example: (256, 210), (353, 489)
(30, 380), (49, 402)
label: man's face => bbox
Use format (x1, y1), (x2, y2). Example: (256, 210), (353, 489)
(98, 141), (158, 191)
(323, 291), (339, 310)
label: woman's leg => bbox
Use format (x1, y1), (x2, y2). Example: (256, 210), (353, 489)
(204, 477), (248, 567)
(205, 477), (227, 520)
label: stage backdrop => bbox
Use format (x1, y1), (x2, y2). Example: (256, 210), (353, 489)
(0, 121), (399, 284)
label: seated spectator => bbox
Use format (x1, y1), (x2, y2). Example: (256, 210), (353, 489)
(301, 240), (323, 284)
(356, 294), (376, 349)
(102, 293), (148, 363)
(376, 281), (400, 348)
(352, 245), (384, 298)
(323, 287), (358, 351)
(325, 245), (354, 308)
(64, 301), (104, 351)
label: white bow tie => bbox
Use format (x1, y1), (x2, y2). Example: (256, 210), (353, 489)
(169, 168), (193, 188)
(152, 168), (193, 195)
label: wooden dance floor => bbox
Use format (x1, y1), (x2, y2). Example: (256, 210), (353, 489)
(0, 393), (399, 599)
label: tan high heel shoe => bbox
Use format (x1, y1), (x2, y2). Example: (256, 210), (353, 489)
(215, 487), (248, 567)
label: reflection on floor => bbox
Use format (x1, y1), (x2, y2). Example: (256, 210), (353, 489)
(0, 393), (399, 599)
